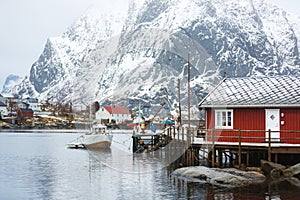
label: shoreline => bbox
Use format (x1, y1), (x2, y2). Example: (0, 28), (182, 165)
(0, 128), (89, 133)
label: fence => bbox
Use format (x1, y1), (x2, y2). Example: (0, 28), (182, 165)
(171, 128), (300, 167)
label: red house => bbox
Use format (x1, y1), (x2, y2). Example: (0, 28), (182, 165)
(17, 108), (34, 118)
(198, 76), (300, 144)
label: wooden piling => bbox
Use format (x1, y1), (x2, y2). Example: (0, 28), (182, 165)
(238, 129), (242, 168)
(268, 129), (271, 162)
(211, 128), (215, 168)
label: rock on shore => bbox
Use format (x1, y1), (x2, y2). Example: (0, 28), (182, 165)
(172, 166), (266, 188)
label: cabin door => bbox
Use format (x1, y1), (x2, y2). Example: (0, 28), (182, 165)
(265, 109), (280, 142)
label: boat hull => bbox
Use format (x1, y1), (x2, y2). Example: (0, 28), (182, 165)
(83, 134), (113, 149)
(67, 142), (85, 149)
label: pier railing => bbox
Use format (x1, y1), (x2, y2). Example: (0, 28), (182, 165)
(172, 127), (300, 167)
(203, 129), (300, 144)
(173, 127), (300, 144)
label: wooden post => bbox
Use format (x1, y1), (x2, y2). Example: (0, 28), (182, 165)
(194, 147), (199, 166)
(132, 136), (138, 153)
(212, 128), (215, 168)
(275, 153), (278, 163)
(268, 129), (271, 162)
(173, 126), (175, 139)
(177, 77), (181, 127)
(218, 149), (222, 168)
(246, 150), (249, 166)
(191, 128), (194, 143)
(238, 129), (242, 169)
(187, 54), (191, 145)
(187, 128), (191, 146)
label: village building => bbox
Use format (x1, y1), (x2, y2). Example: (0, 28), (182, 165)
(95, 105), (132, 124)
(16, 101), (34, 120)
(0, 101), (8, 118)
(18, 101), (30, 110)
(23, 97), (41, 113)
(17, 108), (34, 119)
(198, 76), (300, 144)
(0, 94), (5, 103)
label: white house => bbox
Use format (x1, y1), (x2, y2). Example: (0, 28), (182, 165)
(95, 105), (132, 124)
(18, 102), (30, 110)
(0, 101), (8, 118)
(23, 98), (41, 113)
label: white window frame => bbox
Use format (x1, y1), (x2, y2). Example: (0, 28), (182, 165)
(215, 109), (233, 129)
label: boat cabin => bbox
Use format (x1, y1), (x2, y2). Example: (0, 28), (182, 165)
(91, 124), (107, 134)
(198, 76), (300, 144)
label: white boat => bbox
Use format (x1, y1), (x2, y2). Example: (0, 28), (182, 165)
(67, 141), (85, 149)
(67, 135), (85, 149)
(82, 124), (113, 149)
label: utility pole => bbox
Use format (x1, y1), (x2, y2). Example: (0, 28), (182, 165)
(177, 78), (181, 126)
(187, 53), (191, 144)
(188, 54), (191, 130)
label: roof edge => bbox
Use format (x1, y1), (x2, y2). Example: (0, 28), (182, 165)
(199, 104), (300, 109)
(198, 77), (227, 107)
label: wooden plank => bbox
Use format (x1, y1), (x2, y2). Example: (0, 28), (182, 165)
(271, 147), (300, 154)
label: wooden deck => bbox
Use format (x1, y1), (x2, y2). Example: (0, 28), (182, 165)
(128, 126), (300, 168)
(172, 127), (300, 168)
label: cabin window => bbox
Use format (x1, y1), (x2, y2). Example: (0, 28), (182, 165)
(215, 109), (233, 129)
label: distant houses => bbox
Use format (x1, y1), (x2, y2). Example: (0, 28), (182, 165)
(17, 108), (34, 118)
(0, 96), (41, 123)
(95, 105), (132, 124)
(0, 101), (8, 119)
(0, 93), (135, 128)
(23, 97), (41, 113)
(16, 98), (41, 119)
(198, 76), (300, 144)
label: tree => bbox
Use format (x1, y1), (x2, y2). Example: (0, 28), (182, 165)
(91, 101), (100, 115)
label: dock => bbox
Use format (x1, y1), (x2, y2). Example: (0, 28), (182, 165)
(134, 127), (300, 168)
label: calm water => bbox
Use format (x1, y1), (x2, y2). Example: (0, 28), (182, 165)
(0, 130), (299, 200)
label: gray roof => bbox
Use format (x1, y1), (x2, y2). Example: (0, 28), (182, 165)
(199, 76), (300, 108)
(0, 101), (6, 107)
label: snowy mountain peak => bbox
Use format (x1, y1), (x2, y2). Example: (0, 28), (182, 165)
(1, 74), (23, 96)
(10, 0), (300, 118)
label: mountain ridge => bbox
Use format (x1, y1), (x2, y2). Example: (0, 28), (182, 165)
(6, 0), (300, 118)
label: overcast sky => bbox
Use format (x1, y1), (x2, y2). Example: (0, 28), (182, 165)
(0, 0), (299, 89)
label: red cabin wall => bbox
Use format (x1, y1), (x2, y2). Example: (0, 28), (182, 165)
(280, 108), (300, 144)
(206, 108), (265, 143)
(205, 108), (300, 144)
(234, 108), (265, 142)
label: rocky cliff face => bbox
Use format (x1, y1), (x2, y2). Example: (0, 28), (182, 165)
(10, 0), (300, 118)
(1, 74), (23, 96)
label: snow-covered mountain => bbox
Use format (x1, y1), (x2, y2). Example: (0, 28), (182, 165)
(10, 0), (300, 118)
(1, 74), (23, 96)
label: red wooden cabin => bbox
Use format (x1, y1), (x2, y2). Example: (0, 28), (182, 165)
(17, 108), (34, 118)
(198, 76), (300, 144)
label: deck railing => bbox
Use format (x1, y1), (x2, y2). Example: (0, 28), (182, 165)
(173, 127), (300, 144)
(171, 127), (300, 167)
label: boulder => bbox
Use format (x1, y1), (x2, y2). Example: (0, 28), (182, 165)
(261, 160), (300, 178)
(261, 160), (286, 176)
(172, 166), (265, 188)
(283, 163), (300, 177)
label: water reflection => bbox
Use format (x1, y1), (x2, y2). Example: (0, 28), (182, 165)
(171, 175), (300, 200)
(0, 131), (299, 200)
(29, 156), (56, 199)
(85, 147), (184, 199)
